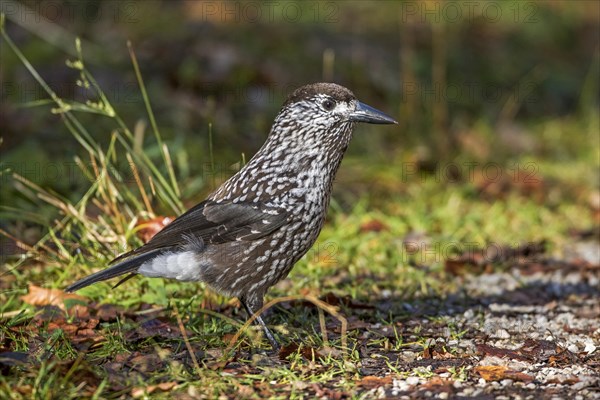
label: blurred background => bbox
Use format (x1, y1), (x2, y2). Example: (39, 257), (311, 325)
(1, 0), (599, 243)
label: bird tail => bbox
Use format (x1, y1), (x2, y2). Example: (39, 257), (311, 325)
(65, 249), (163, 292)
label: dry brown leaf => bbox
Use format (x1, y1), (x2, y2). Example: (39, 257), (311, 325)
(357, 375), (393, 388)
(14, 385), (32, 396)
(96, 304), (123, 321)
(279, 342), (325, 361)
(476, 343), (531, 362)
(359, 219), (388, 233)
(474, 365), (533, 382)
(421, 377), (454, 392)
(546, 376), (580, 385)
(136, 216), (174, 243)
(21, 285), (88, 316)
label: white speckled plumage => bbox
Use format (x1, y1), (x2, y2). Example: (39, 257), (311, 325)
(66, 83), (396, 347)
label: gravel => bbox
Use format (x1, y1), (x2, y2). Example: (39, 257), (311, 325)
(374, 240), (600, 399)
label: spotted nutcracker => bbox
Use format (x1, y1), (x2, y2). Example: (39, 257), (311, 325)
(67, 83), (397, 349)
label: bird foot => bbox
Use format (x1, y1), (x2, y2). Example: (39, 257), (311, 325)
(241, 300), (280, 351)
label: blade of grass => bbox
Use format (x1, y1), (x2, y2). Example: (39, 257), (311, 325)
(3, 22), (183, 214)
(127, 152), (154, 216)
(128, 41), (181, 198)
(208, 123), (215, 189)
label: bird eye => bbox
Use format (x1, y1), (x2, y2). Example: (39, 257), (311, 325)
(322, 99), (335, 111)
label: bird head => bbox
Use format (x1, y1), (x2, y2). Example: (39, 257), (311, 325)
(270, 83), (397, 150)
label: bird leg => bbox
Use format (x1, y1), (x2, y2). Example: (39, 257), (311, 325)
(241, 299), (280, 351)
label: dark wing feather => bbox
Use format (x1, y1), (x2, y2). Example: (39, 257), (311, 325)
(66, 200), (288, 292)
(112, 200), (288, 262)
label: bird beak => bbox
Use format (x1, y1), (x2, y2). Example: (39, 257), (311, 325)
(348, 101), (398, 124)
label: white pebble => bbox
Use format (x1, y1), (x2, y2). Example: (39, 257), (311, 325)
(567, 344), (579, 353)
(495, 329), (511, 339)
(583, 341), (596, 355)
(406, 376), (419, 386)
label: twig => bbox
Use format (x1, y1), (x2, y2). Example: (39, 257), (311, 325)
(0, 309), (29, 320)
(318, 307), (329, 346)
(173, 305), (202, 378)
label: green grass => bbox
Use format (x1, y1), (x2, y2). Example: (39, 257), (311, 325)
(1, 15), (598, 400)
(2, 158), (595, 397)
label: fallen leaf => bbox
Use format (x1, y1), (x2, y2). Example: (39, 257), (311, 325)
(13, 386), (32, 396)
(432, 347), (456, 360)
(136, 216), (174, 243)
(359, 219), (388, 233)
(476, 343), (532, 362)
(21, 285), (88, 317)
(37, 315), (104, 347)
(125, 317), (182, 341)
(515, 339), (578, 365)
(357, 375), (393, 388)
(421, 377), (454, 393)
(474, 365), (533, 382)
(546, 376), (580, 385)
(96, 304), (123, 321)
(279, 342), (301, 360)
(310, 383), (345, 400)
(278, 342), (323, 361)
(423, 346), (432, 359)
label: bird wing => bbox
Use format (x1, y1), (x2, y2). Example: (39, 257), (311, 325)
(112, 200), (289, 262)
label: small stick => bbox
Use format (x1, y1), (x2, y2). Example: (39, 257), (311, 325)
(173, 305), (202, 378)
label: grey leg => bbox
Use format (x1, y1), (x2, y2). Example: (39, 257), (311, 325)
(240, 299), (280, 351)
